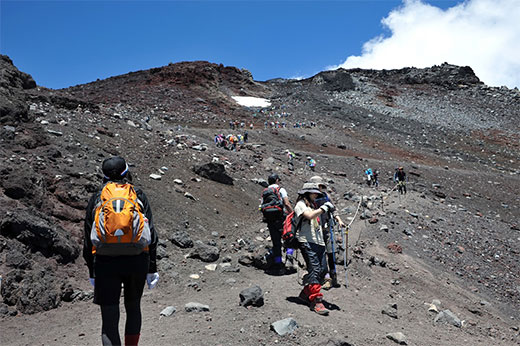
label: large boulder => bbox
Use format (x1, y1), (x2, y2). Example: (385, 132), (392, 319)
(0, 210), (80, 264)
(1, 267), (61, 314)
(193, 162), (233, 185)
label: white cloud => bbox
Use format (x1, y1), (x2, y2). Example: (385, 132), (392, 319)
(332, 0), (520, 88)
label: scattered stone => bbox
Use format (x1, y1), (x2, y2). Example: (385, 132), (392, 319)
(149, 174), (162, 180)
(238, 255), (254, 267)
(184, 192), (196, 200)
(160, 306), (176, 317)
(205, 264), (217, 271)
(434, 309), (462, 328)
(188, 241), (220, 262)
(173, 179), (183, 184)
(382, 303), (398, 319)
(189, 274), (200, 279)
(251, 178), (269, 187)
(170, 231), (193, 248)
(239, 285), (264, 307)
(226, 278), (236, 285)
(192, 144), (206, 151)
(380, 224), (389, 232)
(360, 210), (372, 220)
(387, 243), (402, 254)
(403, 229), (413, 236)
(46, 129), (63, 136)
(185, 302), (210, 313)
(270, 318), (298, 336)
(317, 339), (354, 346)
(433, 191), (447, 199)
(427, 303), (439, 313)
(368, 217), (378, 224)
(386, 332), (407, 345)
(468, 307), (482, 316)
(222, 266), (240, 273)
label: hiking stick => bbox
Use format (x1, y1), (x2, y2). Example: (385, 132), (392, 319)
(343, 225), (349, 288)
(328, 214), (337, 276)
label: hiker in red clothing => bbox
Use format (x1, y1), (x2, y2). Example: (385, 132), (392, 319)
(294, 182), (335, 315)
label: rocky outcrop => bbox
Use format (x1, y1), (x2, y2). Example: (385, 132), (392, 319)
(0, 55), (36, 124)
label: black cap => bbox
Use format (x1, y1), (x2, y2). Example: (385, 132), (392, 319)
(268, 173), (280, 185)
(102, 156), (129, 180)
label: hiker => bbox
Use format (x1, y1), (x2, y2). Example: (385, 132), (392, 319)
(286, 149), (295, 171)
(310, 176), (345, 289)
(394, 166), (407, 194)
(294, 182), (335, 315)
(225, 134), (234, 150)
(260, 173), (295, 275)
(214, 134), (224, 148)
(244, 130), (249, 143)
(373, 170), (379, 188)
(364, 168), (373, 187)
(231, 135), (238, 151)
(83, 156), (159, 346)
(307, 157), (316, 172)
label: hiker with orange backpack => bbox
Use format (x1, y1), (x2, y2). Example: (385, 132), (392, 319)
(83, 157), (159, 346)
(260, 173), (295, 275)
(294, 182), (335, 315)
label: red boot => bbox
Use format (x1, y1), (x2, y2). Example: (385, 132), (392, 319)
(125, 334), (140, 346)
(310, 297), (329, 316)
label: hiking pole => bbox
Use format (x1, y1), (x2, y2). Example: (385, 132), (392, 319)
(342, 225), (349, 288)
(328, 213), (337, 281)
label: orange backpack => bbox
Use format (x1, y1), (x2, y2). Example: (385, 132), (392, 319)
(91, 182), (151, 256)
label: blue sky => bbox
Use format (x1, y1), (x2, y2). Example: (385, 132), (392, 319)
(2, 1), (518, 89)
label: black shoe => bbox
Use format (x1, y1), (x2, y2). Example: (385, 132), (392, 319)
(267, 263), (286, 276)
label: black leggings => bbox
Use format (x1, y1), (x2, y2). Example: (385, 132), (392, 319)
(101, 300), (142, 345)
(94, 254), (148, 345)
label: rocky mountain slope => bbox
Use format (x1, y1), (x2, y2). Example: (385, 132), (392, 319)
(1, 55), (519, 345)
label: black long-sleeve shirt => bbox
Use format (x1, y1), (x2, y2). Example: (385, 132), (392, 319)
(83, 184), (158, 278)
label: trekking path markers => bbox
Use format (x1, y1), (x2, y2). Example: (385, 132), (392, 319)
(341, 196), (363, 289)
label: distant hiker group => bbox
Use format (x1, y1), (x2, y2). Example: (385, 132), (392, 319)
(214, 132), (248, 151)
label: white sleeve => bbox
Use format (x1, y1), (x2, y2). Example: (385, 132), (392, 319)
(279, 188), (288, 199)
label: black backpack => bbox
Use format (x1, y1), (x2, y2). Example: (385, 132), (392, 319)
(260, 186), (284, 221)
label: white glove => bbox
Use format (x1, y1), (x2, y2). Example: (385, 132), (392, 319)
(320, 202), (335, 213)
(89, 278), (95, 287)
(147, 273), (160, 289)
